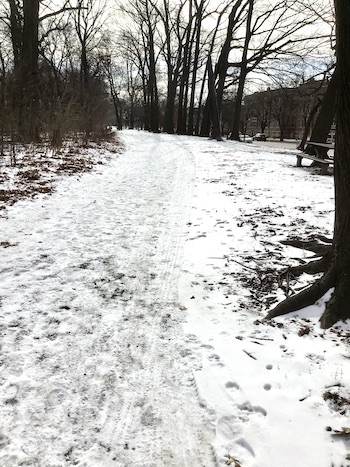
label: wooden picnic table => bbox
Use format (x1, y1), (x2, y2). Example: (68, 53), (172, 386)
(296, 141), (334, 175)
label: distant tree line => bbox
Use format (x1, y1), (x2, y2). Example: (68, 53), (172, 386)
(0, 0), (113, 149)
(115, 0), (334, 140)
(0, 0), (334, 150)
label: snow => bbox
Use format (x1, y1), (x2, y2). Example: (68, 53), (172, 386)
(1, 130), (350, 467)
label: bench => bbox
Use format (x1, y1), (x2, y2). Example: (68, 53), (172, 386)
(296, 141), (334, 175)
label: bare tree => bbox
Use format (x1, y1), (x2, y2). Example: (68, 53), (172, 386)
(152, 0), (186, 133)
(155, 0), (185, 133)
(5, 0), (81, 142)
(72, 0), (108, 136)
(200, 0), (247, 136)
(187, 0), (207, 135)
(102, 54), (123, 130)
(228, 0), (332, 140)
(249, 91), (272, 133)
(270, 87), (297, 141)
(119, 0), (160, 132)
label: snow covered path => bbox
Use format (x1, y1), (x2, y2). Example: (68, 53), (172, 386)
(0, 132), (214, 466)
(1, 130), (350, 467)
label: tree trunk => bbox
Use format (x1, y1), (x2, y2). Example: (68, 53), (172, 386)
(279, 124), (284, 142)
(215, 0), (245, 114)
(297, 99), (322, 151)
(304, 71), (337, 153)
(177, 0), (193, 135)
(321, 0), (350, 327)
(230, 68), (248, 140)
(129, 98), (135, 129)
(162, 0), (174, 134)
(19, 0), (40, 142)
(198, 1), (237, 137)
(111, 90), (122, 130)
(164, 81), (176, 134)
(9, 0), (22, 68)
(266, 0), (350, 329)
(207, 55), (222, 141)
(147, 14), (160, 133)
(230, 0), (253, 141)
(188, 0), (204, 135)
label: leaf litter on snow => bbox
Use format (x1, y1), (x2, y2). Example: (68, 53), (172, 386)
(0, 134), (122, 216)
(179, 135), (350, 467)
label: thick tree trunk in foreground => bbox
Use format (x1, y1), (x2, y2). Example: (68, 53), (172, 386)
(320, 0), (350, 327)
(266, 0), (350, 328)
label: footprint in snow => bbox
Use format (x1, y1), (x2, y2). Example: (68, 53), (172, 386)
(0, 432), (10, 449)
(216, 417), (256, 460)
(201, 344), (214, 350)
(225, 381), (240, 390)
(216, 415), (239, 439)
(234, 437), (256, 457)
(3, 383), (19, 404)
(208, 354), (224, 367)
(238, 401), (267, 416)
(185, 333), (199, 344)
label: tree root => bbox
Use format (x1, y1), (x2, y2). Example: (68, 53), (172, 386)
(264, 236), (350, 328)
(279, 236), (333, 276)
(281, 239), (331, 257)
(314, 234), (332, 244)
(288, 255), (330, 276)
(320, 272), (350, 328)
(265, 268), (335, 320)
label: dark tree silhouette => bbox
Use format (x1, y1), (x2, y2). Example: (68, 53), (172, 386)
(18, 0), (40, 142)
(304, 70), (337, 155)
(266, 0), (350, 329)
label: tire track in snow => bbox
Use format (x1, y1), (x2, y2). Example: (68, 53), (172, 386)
(91, 133), (215, 467)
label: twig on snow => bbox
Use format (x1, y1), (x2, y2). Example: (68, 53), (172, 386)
(243, 349), (257, 360)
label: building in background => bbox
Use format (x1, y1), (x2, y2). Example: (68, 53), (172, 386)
(241, 79), (335, 141)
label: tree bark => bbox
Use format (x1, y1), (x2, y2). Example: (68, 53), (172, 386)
(162, 0), (176, 134)
(215, 0), (246, 114)
(320, 0), (350, 327)
(304, 71), (337, 153)
(230, 0), (253, 141)
(188, 0), (204, 135)
(207, 55), (222, 141)
(19, 0), (40, 142)
(199, 0), (243, 137)
(177, 0), (193, 135)
(297, 99), (322, 151)
(9, 0), (22, 68)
